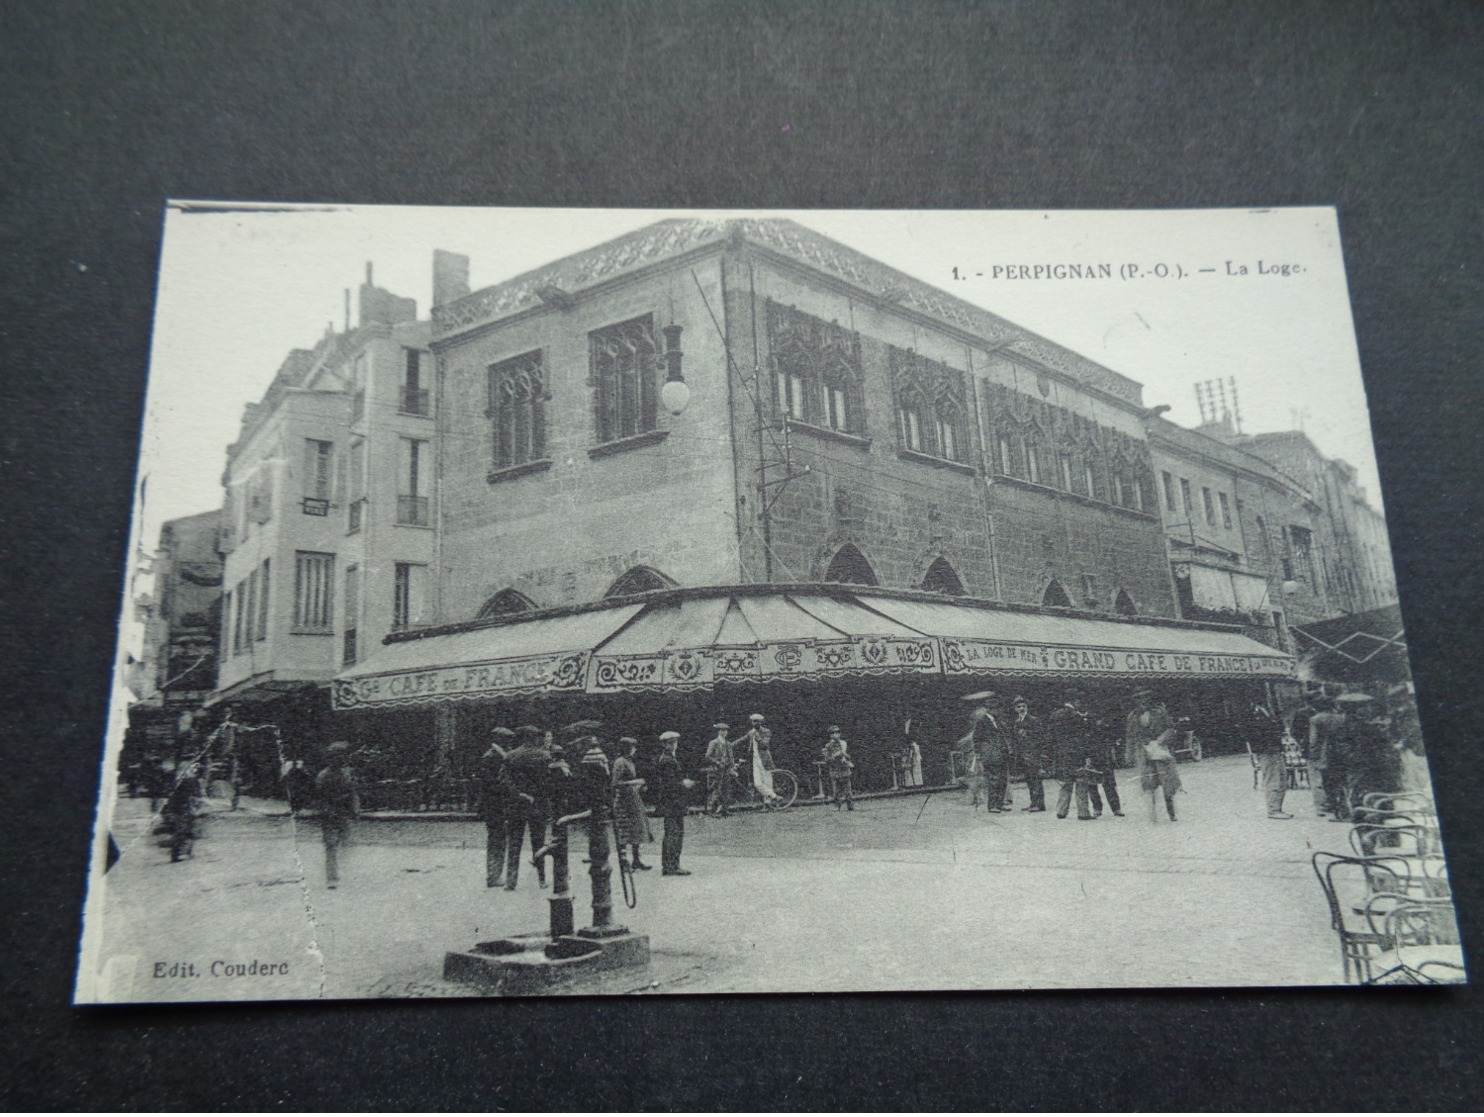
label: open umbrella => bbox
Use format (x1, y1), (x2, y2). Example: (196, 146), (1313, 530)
(1334, 692), (1376, 704)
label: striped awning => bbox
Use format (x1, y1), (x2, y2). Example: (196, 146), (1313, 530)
(332, 586), (1292, 709)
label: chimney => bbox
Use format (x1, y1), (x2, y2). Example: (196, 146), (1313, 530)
(433, 249), (471, 307)
(358, 260), (418, 328)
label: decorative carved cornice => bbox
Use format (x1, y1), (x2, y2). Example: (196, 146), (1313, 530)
(433, 217), (1145, 406)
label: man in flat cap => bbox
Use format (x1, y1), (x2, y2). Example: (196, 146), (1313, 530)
(478, 728), (515, 887)
(704, 722), (737, 818)
(654, 731), (697, 875)
(315, 741), (360, 888)
(500, 725), (557, 889)
(825, 726), (855, 811)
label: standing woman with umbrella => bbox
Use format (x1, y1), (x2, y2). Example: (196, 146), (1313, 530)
(612, 737), (653, 871)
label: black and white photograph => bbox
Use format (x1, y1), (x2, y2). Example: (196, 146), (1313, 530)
(74, 204), (1461, 1002)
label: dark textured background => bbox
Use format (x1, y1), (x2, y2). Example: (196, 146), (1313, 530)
(3, 0), (1482, 1109)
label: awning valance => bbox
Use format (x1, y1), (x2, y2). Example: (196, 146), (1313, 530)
(333, 587), (1292, 709)
(856, 596), (1292, 681)
(333, 603), (644, 710)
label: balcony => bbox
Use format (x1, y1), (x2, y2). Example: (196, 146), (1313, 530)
(396, 495), (430, 526)
(400, 387), (431, 416)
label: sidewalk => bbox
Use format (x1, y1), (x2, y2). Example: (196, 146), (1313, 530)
(82, 755), (1359, 1000)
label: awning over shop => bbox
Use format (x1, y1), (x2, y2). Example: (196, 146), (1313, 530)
(856, 595), (1292, 682)
(333, 585), (1293, 709)
(586, 593), (939, 693)
(333, 603), (644, 710)
(1293, 603), (1409, 684)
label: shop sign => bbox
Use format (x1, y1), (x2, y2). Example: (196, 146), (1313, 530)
(942, 638), (1292, 679)
(332, 652), (589, 708)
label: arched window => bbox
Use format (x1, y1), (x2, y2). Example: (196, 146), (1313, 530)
(1042, 579), (1072, 608)
(889, 345), (969, 462)
(824, 544), (878, 587)
(766, 301), (864, 433)
(921, 557), (965, 596)
(1114, 589), (1138, 616)
(604, 565), (676, 599)
(489, 350), (547, 470)
(591, 315), (659, 444)
(478, 588), (537, 619)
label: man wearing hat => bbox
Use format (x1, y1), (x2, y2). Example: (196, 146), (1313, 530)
(653, 731), (697, 874)
(969, 694), (1012, 814)
(1009, 696), (1047, 812)
(704, 722), (737, 818)
(500, 726), (557, 889)
(824, 726), (855, 810)
(477, 728), (515, 887)
(1049, 691), (1098, 819)
(1307, 693), (1347, 819)
(315, 741), (360, 888)
(1126, 688), (1182, 823)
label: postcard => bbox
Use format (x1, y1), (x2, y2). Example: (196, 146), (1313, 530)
(74, 205), (1460, 1001)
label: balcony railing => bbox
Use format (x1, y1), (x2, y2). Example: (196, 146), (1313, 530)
(400, 387), (431, 416)
(396, 495), (430, 526)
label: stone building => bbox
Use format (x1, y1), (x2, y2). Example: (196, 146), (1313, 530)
(335, 219), (1288, 788)
(210, 269), (435, 780)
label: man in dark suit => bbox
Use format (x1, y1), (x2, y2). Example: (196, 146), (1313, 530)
(477, 727), (514, 887)
(501, 725), (560, 889)
(653, 730), (697, 875)
(1048, 690), (1098, 820)
(1009, 695), (1047, 812)
(970, 695), (1013, 814)
(315, 742), (359, 888)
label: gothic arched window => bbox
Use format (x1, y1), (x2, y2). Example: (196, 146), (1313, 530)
(479, 588), (538, 619)
(824, 544), (878, 587)
(766, 301), (864, 433)
(921, 557), (966, 596)
(591, 315), (659, 444)
(888, 345), (970, 463)
(1114, 589), (1138, 616)
(489, 350), (547, 470)
(604, 565), (676, 599)
(1042, 579), (1073, 608)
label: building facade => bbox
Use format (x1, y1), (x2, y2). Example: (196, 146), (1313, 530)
(212, 271), (435, 762)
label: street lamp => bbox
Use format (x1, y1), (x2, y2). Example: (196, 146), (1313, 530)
(659, 324), (689, 416)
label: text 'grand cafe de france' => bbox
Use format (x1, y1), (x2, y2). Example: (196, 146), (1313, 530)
(195, 218), (1397, 791)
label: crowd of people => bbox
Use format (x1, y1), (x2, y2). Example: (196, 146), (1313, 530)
(138, 682), (1430, 891)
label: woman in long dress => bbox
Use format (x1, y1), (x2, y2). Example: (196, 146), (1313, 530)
(611, 737), (653, 870)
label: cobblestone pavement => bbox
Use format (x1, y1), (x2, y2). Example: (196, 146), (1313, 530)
(82, 755), (1374, 1001)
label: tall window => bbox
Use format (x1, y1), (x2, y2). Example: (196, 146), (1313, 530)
(347, 439), (366, 531)
(1162, 471), (1177, 511)
(1255, 515), (1271, 562)
(243, 569), (258, 651)
(1179, 478), (1193, 516)
(393, 562), (426, 629)
(256, 558), (270, 640)
(591, 315), (659, 444)
(397, 438), (429, 525)
(1289, 525), (1317, 584)
(1218, 491), (1233, 529)
(766, 300), (864, 433)
(998, 436), (1015, 477)
(232, 579), (247, 652)
(489, 350), (547, 470)
(1027, 445), (1043, 485)
(303, 438), (333, 513)
(1059, 454), (1074, 492)
(402, 348), (429, 415)
(342, 564), (359, 666)
(294, 551), (335, 631)
(889, 346), (970, 463)
(1202, 487), (1216, 525)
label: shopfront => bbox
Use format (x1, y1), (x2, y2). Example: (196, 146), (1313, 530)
(332, 585), (1293, 794)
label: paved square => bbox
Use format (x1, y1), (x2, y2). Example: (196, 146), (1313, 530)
(86, 755), (1367, 1000)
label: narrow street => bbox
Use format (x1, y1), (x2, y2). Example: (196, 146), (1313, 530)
(85, 754), (1348, 1000)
